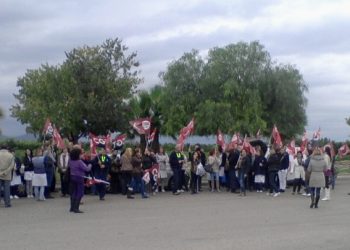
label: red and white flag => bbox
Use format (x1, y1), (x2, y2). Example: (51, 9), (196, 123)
(53, 128), (65, 149)
(142, 164), (160, 184)
(176, 118), (195, 149)
(338, 144), (350, 158)
(300, 131), (308, 153)
(323, 143), (336, 158)
(287, 140), (296, 156)
(89, 133), (112, 155)
(129, 118), (151, 135)
(272, 125), (283, 147)
(243, 135), (256, 155)
(216, 130), (226, 150)
(113, 134), (127, 148)
(85, 177), (110, 187)
(43, 118), (54, 137)
(312, 128), (321, 141)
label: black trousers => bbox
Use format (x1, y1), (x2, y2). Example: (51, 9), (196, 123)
(60, 173), (69, 195)
(121, 171), (132, 195)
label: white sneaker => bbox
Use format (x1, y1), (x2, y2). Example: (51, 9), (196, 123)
(161, 189), (165, 193)
(10, 195), (14, 199)
(14, 195), (19, 199)
(273, 192), (280, 197)
(179, 189), (185, 193)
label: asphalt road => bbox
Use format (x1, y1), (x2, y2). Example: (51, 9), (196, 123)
(1, 177), (350, 250)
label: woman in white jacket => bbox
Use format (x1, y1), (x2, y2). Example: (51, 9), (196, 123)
(292, 151), (305, 195)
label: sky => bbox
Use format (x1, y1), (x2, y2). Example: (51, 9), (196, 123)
(0, 0), (350, 141)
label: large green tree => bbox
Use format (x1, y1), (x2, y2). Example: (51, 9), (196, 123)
(159, 41), (308, 139)
(11, 38), (141, 141)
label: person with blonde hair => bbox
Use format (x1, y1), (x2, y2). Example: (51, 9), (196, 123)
(121, 147), (134, 199)
(307, 147), (327, 209)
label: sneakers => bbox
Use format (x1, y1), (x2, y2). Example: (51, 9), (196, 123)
(173, 191), (181, 195)
(10, 195), (13, 199)
(273, 192), (280, 197)
(161, 189), (165, 193)
(14, 195), (19, 199)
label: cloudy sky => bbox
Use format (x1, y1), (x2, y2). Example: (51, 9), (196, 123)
(0, 0), (349, 141)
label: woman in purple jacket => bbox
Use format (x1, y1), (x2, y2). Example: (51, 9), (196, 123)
(69, 146), (91, 213)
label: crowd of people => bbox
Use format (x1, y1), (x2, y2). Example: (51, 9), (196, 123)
(0, 139), (338, 212)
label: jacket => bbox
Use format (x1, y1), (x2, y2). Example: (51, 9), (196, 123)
(228, 150), (240, 170)
(169, 151), (184, 169)
(120, 154), (133, 172)
(131, 156), (143, 176)
(267, 153), (281, 172)
(23, 155), (34, 172)
(307, 155), (327, 188)
(0, 149), (15, 181)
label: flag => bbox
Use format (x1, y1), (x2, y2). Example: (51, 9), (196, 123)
(85, 177), (110, 187)
(176, 118), (195, 149)
(113, 134), (127, 149)
(53, 127), (65, 149)
(338, 144), (350, 158)
(129, 118), (151, 135)
(89, 133), (111, 155)
(142, 164), (160, 184)
(147, 129), (157, 145)
(272, 125), (282, 147)
(300, 131), (308, 153)
(323, 143), (336, 158)
(312, 128), (321, 141)
(287, 140), (296, 156)
(242, 135), (256, 155)
(43, 118), (54, 137)
(216, 130), (226, 150)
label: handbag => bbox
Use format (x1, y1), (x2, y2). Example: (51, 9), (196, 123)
(196, 163), (206, 176)
(203, 163), (213, 173)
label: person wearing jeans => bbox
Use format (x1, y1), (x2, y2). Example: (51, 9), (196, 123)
(131, 148), (147, 198)
(267, 147), (282, 197)
(0, 144), (15, 207)
(236, 149), (251, 196)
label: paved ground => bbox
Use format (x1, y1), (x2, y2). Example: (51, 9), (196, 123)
(1, 177), (350, 250)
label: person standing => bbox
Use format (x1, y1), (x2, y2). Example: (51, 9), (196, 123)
(92, 148), (111, 201)
(142, 148), (157, 195)
(208, 148), (220, 192)
(32, 149), (48, 201)
(292, 151), (305, 195)
(58, 148), (70, 197)
(322, 147), (332, 201)
(267, 147), (282, 197)
(278, 146), (289, 193)
(253, 148), (267, 192)
(0, 144), (15, 207)
(131, 148), (148, 199)
(43, 142), (56, 199)
(10, 149), (22, 199)
(227, 145), (240, 193)
(156, 147), (169, 193)
(69, 147), (91, 213)
(169, 145), (184, 195)
(307, 147), (327, 209)
(23, 149), (34, 198)
(190, 151), (200, 194)
(236, 149), (251, 196)
(120, 148), (134, 199)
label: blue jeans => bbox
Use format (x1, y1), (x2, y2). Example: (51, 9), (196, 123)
(310, 187), (321, 197)
(131, 175), (145, 197)
(0, 179), (11, 206)
(34, 186), (45, 201)
(238, 171), (245, 192)
(268, 171), (279, 193)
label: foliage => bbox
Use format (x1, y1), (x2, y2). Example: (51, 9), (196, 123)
(159, 41), (308, 139)
(0, 107), (3, 135)
(11, 38), (141, 141)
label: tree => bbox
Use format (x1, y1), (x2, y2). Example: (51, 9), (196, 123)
(129, 85), (164, 152)
(159, 41), (308, 139)
(11, 38), (142, 141)
(346, 117), (350, 127)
